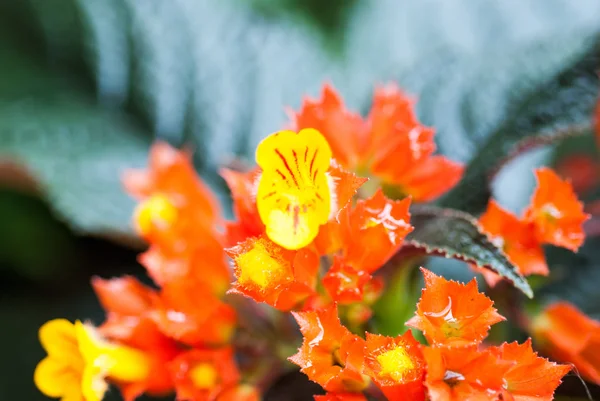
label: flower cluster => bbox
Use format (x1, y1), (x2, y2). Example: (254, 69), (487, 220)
(473, 167), (589, 286)
(35, 144), (257, 401)
(33, 83), (597, 401)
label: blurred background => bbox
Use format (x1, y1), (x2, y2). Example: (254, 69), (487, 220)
(0, 0), (600, 400)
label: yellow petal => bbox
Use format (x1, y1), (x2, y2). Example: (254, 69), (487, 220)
(256, 129), (332, 250)
(39, 319), (81, 362)
(81, 364), (108, 401)
(34, 357), (80, 398)
(75, 320), (150, 383)
(74, 321), (104, 364)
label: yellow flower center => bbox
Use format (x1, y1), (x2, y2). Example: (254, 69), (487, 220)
(235, 238), (291, 290)
(134, 193), (178, 235)
(189, 363), (219, 390)
(256, 129), (333, 250)
(376, 345), (415, 383)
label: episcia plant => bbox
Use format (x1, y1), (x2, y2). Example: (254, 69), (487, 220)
(33, 83), (597, 401)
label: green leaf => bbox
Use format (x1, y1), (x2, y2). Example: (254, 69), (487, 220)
(406, 205), (533, 298)
(0, 29), (152, 235)
(371, 262), (422, 337)
(440, 36), (600, 213)
(2, 0), (600, 238)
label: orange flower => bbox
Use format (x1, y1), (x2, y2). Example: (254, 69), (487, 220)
(289, 83), (365, 169)
(290, 83), (464, 201)
(169, 348), (240, 401)
(91, 277), (181, 398)
(124, 142), (230, 296)
(341, 189), (413, 273)
(227, 235), (319, 310)
(363, 332), (426, 401)
(473, 199), (548, 287)
(531, 302), (600, 384)
(423, 346), (513, 401)
(490, 339), (570, 401)
(123, 141), (221, 247)
(289, 304), (369, 393)
(220, 167), (265, 247)
(322, 257), (372, 304)
(152, 279), (237, 346)
(524, 167), (589, 251)
(139, 235), (231, 298)
(314, 393), (367, 401)
(406, 268), (505, 347)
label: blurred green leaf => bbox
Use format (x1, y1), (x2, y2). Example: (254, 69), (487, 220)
(0, 190), (76, 280)
(1, 0), (600, 239)
(371, 263), (421, 337)
(406, 206), (533, 298)
(0, 27), (152, 235)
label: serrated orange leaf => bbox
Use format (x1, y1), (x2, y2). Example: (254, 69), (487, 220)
(342, 189), (413, 273)
(490, 339), (570, 401)
(473, 199), (548, 287)
(406, 268), (504, 346)
(289, 304), (369, 393)
(524, 167), (589, 251)
(423, 346), (513, 401)
(220, 167), (265, 247)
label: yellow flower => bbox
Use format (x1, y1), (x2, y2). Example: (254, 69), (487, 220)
(256, 129), (333, 250)
(34, 319), (151, 401)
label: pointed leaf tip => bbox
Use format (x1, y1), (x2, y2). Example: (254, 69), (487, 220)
(405, 205), (533, 298)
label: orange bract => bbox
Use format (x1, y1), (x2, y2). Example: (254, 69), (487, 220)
(423, 346), (513, 401)
(91, 277), (180, 398)
(152, 279), (237, 346)
(140, 235), (231, 297)
(289, 83), (365, 169)
(322, 257), (372, 304)
(220, 167), (265, 247)
(227, 235), (318, 310)
(524, 167), (589, 251)
(290, 83), (464, 201)
(125, 142), (231, 298)
(474, 199), (548, 287)
(490, 339), (570, 401)
(363, 332), (426, 401)
(169, 347), (240, 401)
(342, 189), (413, 273)
(532, 302), (600, 384)
(289, 305), (369, 393)
(123, 141), (221, 246)
(406, 268), (505, 346)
